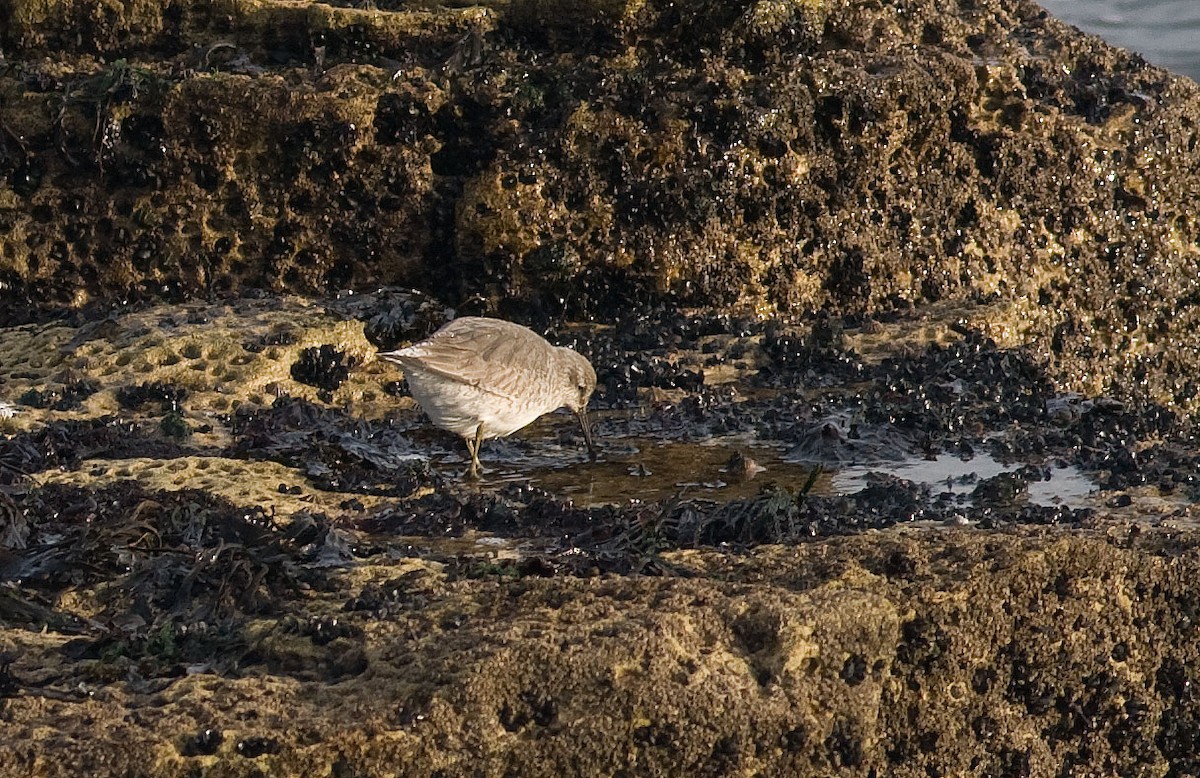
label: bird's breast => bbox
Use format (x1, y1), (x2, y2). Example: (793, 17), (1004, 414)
(404, 367), (562, 439)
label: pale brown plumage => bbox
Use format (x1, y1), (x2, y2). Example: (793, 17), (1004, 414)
(379, 317), (597, 477)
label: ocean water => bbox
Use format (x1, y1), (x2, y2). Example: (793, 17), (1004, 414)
(1038, 0), (1200, 82)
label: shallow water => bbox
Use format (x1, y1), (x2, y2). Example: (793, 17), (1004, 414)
(525, 438), (825, 506)
(461, 421), (1100, 512)
(833, 452), (1097, 510)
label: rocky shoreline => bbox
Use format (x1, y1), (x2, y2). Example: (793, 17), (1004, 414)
(5, 0), (1200, 775)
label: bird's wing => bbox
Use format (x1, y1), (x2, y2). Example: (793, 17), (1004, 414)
(382, 318), (557, 401)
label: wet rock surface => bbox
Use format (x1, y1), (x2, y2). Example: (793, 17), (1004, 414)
(2, 295), (1200, 775)
(3, 0), (1200, 411)
(4, 0), (1200, 775)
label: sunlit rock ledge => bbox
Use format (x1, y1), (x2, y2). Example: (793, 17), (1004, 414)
(5, 0), (1200, 775)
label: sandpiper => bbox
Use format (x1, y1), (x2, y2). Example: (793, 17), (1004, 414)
(379, 317), (597, 478)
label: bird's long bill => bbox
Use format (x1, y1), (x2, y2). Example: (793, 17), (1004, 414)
(576, 408), (597, 461)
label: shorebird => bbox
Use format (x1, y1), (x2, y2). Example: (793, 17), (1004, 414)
(379, 317), (597, 478)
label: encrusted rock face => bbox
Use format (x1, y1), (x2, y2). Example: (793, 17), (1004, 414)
(7, 524), (1200, 777)
(3, 0), (1200, 408)
(9, 1), (1200, 775)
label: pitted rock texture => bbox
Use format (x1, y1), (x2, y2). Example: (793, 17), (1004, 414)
(6, 530), (1200, 777)
(1, 295), (1200, 775)
(7, 0), (1200, 775)
(3, 0), (1200, 411)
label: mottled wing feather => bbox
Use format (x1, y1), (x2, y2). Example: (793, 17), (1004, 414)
(387, 318), (557, 401)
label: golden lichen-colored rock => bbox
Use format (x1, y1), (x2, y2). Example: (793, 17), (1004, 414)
(484, 0), (647, 34)
(35, 456), (393, 517)
(5, 0), (1200, 411)
(6, 530), (1200, 776)
(9, 0), (1200, 774)
(4, 292), (1200, 775)
(0, 296), (400, 433)
(0, 295), (439, 528)
(3, 0), (170, 49)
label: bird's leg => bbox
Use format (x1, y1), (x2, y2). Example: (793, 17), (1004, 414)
(465, 424), (484, 479)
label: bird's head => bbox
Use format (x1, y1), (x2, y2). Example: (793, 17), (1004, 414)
(558, 348), (598, 460)
(559, 348), (596, 412)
